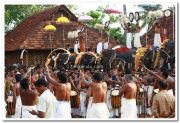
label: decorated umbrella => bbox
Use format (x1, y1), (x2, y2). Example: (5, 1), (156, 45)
(56, 15), (70, 48)
(78, 15), (93, 50)
(44, 24), (56, 53)
(104, 7), (121, 14)
(78, 15), (93, 22)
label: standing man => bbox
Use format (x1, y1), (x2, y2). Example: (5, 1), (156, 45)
(14, 74), (22, 118)
(119, 74), (137, 118)
(30, 78), (56, 118)
(45, 60), (72, 118)
(103, 33), (109, 50)
(80, 71), (110, 118)
(96, 34), (104, 55)
(74, 40), (80, 54)
(144, 66), (175, 96)
(20, 78), (38, 118)
(152, 80), (175, 118)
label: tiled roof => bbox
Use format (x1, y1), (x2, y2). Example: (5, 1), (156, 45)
(5, 5), (79, 51)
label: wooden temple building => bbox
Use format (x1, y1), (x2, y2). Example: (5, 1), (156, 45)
(5, 5), (107, 66)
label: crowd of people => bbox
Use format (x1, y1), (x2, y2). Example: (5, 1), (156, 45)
(4, 59), (175, 118)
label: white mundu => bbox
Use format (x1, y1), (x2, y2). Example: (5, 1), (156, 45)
(21, 105), (37, 118)
(36, 89), (56, 118)
(86, 97), (93, 118)
(80, 91), (87, 117)
(134, 33), (141, 48)
(14, 96), (22, 118)
(87, 103), (110, 118)
(126, 33), (132, 49)
(121, 97), (137, 118)
(55, 101), (71, 118)
(96, 42), (103, 54)
(154, 33), (161, 47)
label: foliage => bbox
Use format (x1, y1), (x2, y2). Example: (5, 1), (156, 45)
(137, 4), (162, 30)
(86, 5), (124, 44)
(5, 5), (54, 33)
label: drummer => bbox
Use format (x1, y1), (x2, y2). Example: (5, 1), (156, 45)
(45, 60), (72, 118)
(107, 68), (123, 118)
(80, 71), (110, 118)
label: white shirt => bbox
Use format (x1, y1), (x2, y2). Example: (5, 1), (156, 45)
(36, 89), (57, 118)
(74, 43), (79, 54)
(96, 42), (103, 54)
(103, 41), (109, 49)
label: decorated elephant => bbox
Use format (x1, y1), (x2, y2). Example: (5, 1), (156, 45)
(142, 39), (175, 71)
(75, 52), (98, 69)
(100, 48), (136, 73)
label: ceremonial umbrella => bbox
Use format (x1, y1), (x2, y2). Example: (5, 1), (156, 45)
(44, 24), (56, 53)
(78, 15), (93, 50)
(104, 7), (121, 14)
(56, 15), (70, 48)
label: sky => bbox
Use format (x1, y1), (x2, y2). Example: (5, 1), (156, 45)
(72, 3), (175, 36)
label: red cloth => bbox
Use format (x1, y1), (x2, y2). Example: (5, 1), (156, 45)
(115, 47), (130, 53)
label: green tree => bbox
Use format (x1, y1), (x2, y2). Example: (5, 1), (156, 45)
(5, 5), (54, 33)
(137, 4), (162, 30)
(86, 5), (124, 44)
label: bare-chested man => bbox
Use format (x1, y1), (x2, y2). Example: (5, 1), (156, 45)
(45, 60), (72, 118)
(77, 70), (92, 118)
(119, 74), (137, 118)
(20, 78), (38, 118)
(80, 71), (110, 118)
(144, 66), (175, 95)
(13, 74), (22, 118)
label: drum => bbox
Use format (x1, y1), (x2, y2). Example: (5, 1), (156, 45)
(111, 89), (121, 109)
(70, 91), (80, 108)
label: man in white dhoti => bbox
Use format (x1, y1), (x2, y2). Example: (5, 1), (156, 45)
(45, 61), (72, 118)
(74, 40), (80, 54)
(103, 34), (109, 50)
(13, 74), (22, 118)
(119, 74), (137, 118)
(78, 71), (93, 118)
(96, 36), (104, 55)
(20, 78), (38, 118)
(30, 78), (56, 118)
(153, 22), (162, 47)
(79, 71), (110, 118)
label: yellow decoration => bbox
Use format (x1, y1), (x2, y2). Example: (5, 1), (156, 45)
(56, 16), (69, 23)
(44, 24), (56, 31)
(135, 47), (147, 71)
